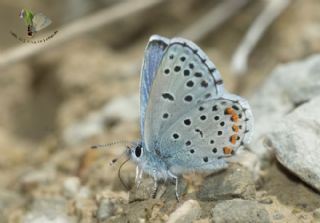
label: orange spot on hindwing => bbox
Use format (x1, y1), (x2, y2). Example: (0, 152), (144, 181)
(223, 147), (233, 155)
(232, 124), (239, 132)
(225, 107), (233, 115)
(230, 134), (237, 144)
(225, 107), (239, 122)
(231, 114), (239, 122)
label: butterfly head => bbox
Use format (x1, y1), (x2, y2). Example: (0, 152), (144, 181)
(128, 143), (145, 163)
(128, 142), (169, 179)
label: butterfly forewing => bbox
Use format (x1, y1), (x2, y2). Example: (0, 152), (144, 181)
(144, 38), (225, 153)
(140, 36), (169, 137)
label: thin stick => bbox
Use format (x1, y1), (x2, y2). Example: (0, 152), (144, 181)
(231, 0), (291, 76)
(179, 0), (250, 42)
(0, 0), (162, 69)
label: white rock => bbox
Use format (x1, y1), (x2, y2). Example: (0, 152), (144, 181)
(63, 177), (80, 198)
(230, 150), (261, 182)
(249, 54), (320, 163)
(265, 96), (320, 192)
(77, 186), (91, 199)
(23, 215), (70, 223)
(96, 198), (114, 221)
(23, 198), (75, 223)
(313, 208), (320, 219)
(167, 200), (201, 223)
(21, 166), (56, 186)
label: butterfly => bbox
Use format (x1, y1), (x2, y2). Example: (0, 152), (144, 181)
(19, 9), (52, 37)
(95, 35), (253, 200)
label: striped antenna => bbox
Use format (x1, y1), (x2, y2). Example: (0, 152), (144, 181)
(90, 140), (135, 149)
(109, 146), (131, 166)
(90, 141), (137, 191)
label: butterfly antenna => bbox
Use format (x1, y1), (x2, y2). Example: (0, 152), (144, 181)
(90, 140), (134, 149)
(109, 146), (131, 166)
(118, 158), (130, 191)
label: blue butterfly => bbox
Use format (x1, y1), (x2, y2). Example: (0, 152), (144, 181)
(98, 35), (253, 200)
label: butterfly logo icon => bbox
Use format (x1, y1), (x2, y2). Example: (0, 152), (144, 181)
(19, 9), (52, 37)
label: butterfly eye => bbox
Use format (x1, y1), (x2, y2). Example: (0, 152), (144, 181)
(135, 145), (143, 158)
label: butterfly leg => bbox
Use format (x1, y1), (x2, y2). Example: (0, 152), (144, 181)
(168, 171), (180, 202)
(151, 170), (159, 199)
(135, 166), (143, 189)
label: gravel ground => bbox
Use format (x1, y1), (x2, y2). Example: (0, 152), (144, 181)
(1, 0), (320, 222)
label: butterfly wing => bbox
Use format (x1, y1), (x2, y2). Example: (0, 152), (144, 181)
(160, 93), (253, 174)
(32, 13), (52, 32)
(140, 35), (169, 137)
(143, 37), (253, 173)
(21, 9), (34, 26)
(144, 37), (225, 152)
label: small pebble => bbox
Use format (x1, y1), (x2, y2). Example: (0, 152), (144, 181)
(197, 163), (256, 201)
(63, 177), (80, 198)
(212, 199), (271, 223)
(167, 200), (201, 223)
(313, 208), (320, 219)
(97, 198), (115, 221)
(258, 197), (273, 204)
(273, 211), (284, 220)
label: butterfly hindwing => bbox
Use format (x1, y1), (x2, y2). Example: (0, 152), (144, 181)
(143, 37), (225, 153)
(32, 13), (51, 32)
(160, 93), (253, 174)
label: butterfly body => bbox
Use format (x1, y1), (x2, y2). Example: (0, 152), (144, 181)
(126, 35), (253, 199)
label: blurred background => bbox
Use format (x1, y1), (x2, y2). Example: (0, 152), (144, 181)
(1, 0), (320, 222)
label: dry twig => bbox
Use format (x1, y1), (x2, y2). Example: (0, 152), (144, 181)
(231, 0), (291, 76)
(179, 0), (250, 42)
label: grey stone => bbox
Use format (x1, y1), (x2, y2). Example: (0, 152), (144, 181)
(265, 96), (320, 192)
(273, 211), (284, 220)
(21, 165), (56, 189)
(258, 197), (273, 205)
(0, 189), (22, 210)
(249, 55), (320, 163)
(0, 190), (23, 223)
(197, 164), (256, 201)
(105, 215), (129, 223)
(23, 198), (75, 223)
(97, 198), (115, 221)
(126, 199), (168, 223)
(129, 177), (187, 202)
(167, 200), (201, 223)
(211, 199), (271, 223)
(313, 208), (320, 219)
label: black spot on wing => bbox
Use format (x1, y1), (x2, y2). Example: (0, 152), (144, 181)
(162, 93), (174, 101)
